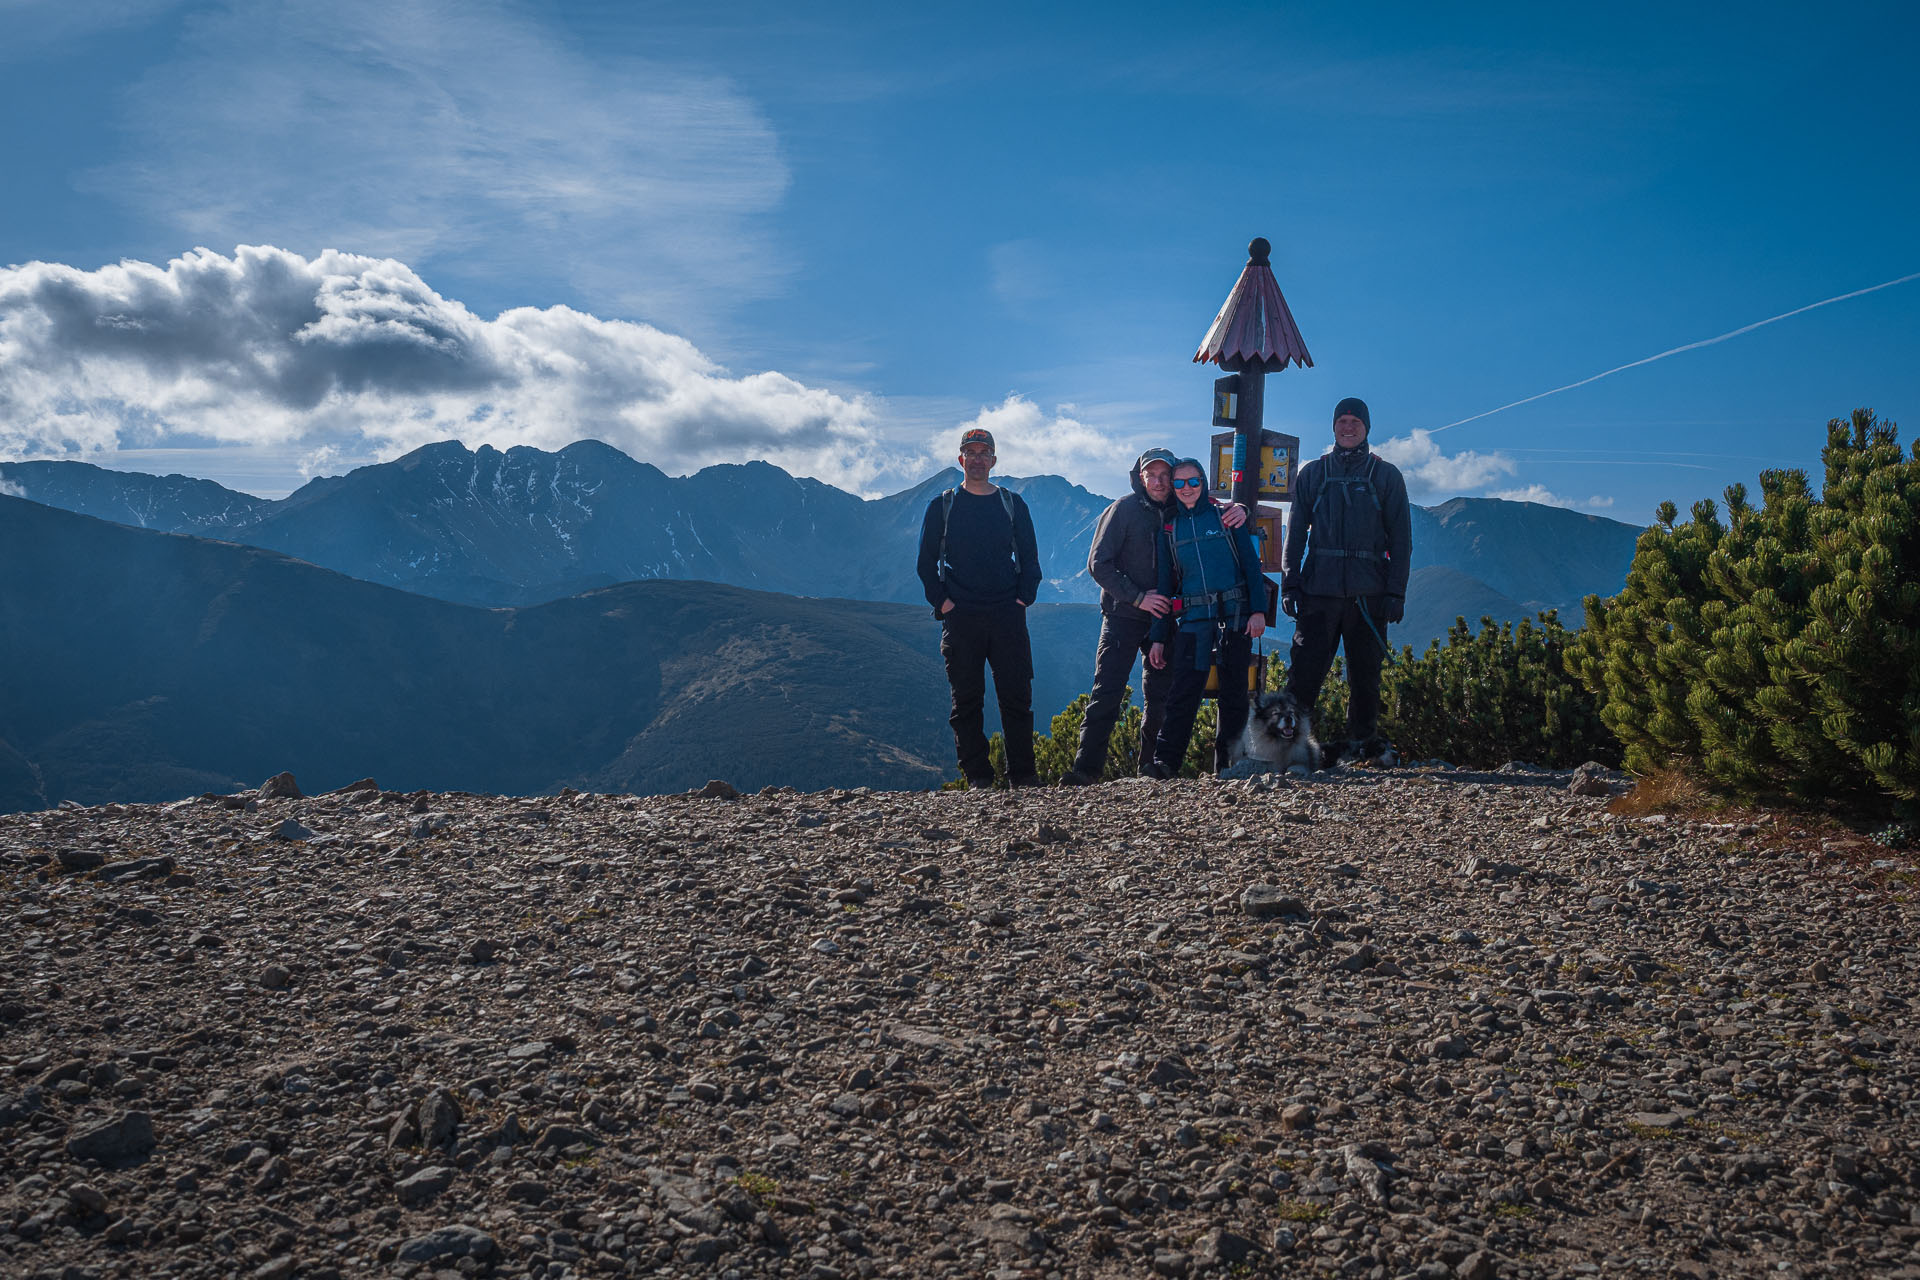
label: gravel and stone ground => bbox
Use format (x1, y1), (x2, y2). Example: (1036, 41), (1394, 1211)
(3, 764), (1917, 1280)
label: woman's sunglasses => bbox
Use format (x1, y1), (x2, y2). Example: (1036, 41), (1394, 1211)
(1170, 477), (1206, 489)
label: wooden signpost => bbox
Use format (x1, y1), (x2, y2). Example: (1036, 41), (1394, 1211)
(1192, 238), (1313, 573)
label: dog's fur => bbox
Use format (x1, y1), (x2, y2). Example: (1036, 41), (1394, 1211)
(1348, 736), (1399, 769)
(1228, 690), (1324, 775)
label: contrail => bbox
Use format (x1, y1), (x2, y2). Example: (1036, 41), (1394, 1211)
(1430, 270), (1920, 435)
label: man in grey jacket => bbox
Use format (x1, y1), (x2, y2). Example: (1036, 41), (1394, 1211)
(1281, 397), (1412, 765)
(1062, 448), (1245, 784)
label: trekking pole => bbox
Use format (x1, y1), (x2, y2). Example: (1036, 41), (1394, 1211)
(1357, 598), (1401, 668)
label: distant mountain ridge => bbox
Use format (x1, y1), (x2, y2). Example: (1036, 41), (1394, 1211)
(1, 446), (1108, 608)
(1413, 497), (1643, 619)
(0, 495), (1105, 812)
(1, 441), (1646, 644)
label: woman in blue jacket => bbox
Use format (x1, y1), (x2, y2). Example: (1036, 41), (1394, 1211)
(1145, 458), (1267, 777)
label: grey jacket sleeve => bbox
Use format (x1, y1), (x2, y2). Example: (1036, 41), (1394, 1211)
(1282, 464), (1316, 587)
(1148, 526), (1176, 645)
(1380, 465), (1413, 599)
(1087, 500), (1149, 606)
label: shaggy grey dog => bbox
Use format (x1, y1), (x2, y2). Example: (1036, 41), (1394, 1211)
(1227, 689), (1324, 776)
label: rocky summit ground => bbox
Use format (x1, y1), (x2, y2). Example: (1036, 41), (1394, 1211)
(2, 765), (1917, 1280)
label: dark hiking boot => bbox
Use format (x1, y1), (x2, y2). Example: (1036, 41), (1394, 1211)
(1348, 739), (1398, 768)
(1009, 773), (1045, 789)
(964, 774), (998, 790)
(1058, 769), (1097, 787)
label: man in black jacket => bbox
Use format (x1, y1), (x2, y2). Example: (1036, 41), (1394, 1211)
(1281, 397), (1412, 765)
(916, 427), (1044, 788)
(1061, 448), (1246, 785)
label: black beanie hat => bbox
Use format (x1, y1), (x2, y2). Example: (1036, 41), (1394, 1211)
(1333, 397), (1371, 431)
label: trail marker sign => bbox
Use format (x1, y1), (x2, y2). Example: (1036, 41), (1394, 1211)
(1212, 375), (1240, 427)
(1209, 428), (1297, 504)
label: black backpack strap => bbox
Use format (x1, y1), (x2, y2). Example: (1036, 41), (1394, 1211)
(1221, 510), (1245, 576)
(941, 486), (1024, 579)
(1000, 487), (1022, 577)
(937, 488), (956, 580)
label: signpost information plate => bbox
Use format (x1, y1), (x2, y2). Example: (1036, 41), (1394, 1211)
(1251, 505), (1286, 572)
(1209, 428), (1298, 504)
(1212, 375), (1240, 428)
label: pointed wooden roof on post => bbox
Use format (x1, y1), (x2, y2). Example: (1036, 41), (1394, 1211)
(1192, 237), (1313, 372)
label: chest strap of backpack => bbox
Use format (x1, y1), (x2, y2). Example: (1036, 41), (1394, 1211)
(1180, 585), (1248, 611)
(1311, 456), (1381, 520)
(1308, 457), (1388, 561)
(1170, 508), (1248, 611)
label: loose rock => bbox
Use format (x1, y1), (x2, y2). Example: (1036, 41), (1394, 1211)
(65, 1112), (155, 1166)
(259, 771), (303, 799)
(0, 770), (1911, 1280)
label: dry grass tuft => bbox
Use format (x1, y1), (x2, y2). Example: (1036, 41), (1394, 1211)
(1608, 767), (1718, 819)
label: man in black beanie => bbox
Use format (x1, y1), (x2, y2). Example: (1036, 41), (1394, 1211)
(1279, 397), (1412, 765)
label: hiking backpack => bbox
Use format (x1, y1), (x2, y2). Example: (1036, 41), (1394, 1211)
(1307, 455), (1389, 565)
(937, 486), (1025, 583)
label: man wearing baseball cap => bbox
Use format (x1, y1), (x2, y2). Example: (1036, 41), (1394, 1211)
(1280, 397), (1413, 766)
(1060, 446), (1247, 784)
(915, 426), (1044, 788)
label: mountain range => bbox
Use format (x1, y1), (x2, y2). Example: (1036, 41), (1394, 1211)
(0, 443), (1649, 811)
(1, 440), (1644, 641)
(0, 495), (1108, 812)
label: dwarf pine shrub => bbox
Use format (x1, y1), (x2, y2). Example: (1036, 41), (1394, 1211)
(1258, 616), (1614, 768)
(974, 688), (1220, 785)
(1381, 612), (1616, 768)
(1569, 409), (1918, 816)
(984, 609), (1618, 786)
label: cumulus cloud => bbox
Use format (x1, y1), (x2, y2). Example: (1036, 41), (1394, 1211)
(1488, 484), (1615, 511)
(0, 475), (24, 499)
(0, 246), (889, 491)
(89, 0), (788, 327)
(932, 396), (1142, 494)
(1370, 428), (1517, 500)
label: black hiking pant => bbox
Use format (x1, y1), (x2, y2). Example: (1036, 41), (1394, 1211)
(1285, 594), (1389, 744)
(1151, 625), (1253, 776)
(1071, 610), (1171, 778)
(940, 603), (1035, 783)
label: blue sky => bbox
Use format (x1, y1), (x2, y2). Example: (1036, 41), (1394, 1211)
(1, 0), (1914, 519)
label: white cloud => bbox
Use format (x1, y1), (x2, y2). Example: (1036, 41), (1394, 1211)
(0, 246), (889, 492)
(933, 395), (1141, 495)
(1487, 485), (1616, 511)
(88, 0), (788, 328)
(1370, 428), (1517, 499)
(0, 475), (24, 499)
(1370, 430), (1618, 509)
